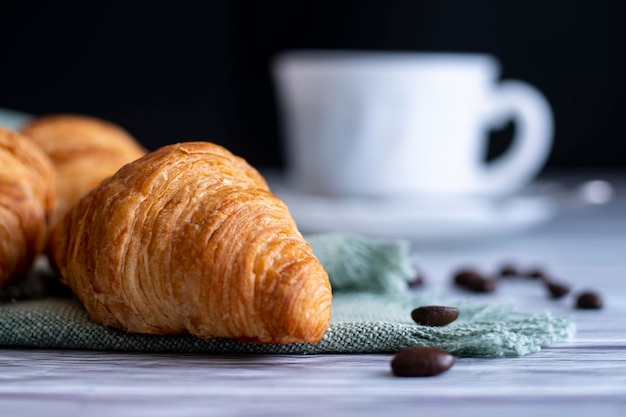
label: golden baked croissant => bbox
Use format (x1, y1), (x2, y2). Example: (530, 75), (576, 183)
(20, 114), (147, 228)
(0, 127), (57, 289)
(50, 141), (332, 344)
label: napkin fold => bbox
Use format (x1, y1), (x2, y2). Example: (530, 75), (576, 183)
(0, 233), (575, 357)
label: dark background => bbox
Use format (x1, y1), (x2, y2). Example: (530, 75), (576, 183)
(1, 0), (624, 171)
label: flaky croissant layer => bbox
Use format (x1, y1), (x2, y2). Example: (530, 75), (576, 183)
(0, 127), (57, 289)
(50, 141), (332, 344)
(20, 114), (147, 229)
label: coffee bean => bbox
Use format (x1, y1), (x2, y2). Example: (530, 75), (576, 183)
(499, 263), (519, 277)
(468, 277), (498, 293)
(525, 267), (547, 280)
(391, 347), (454, 377)
(453, 269), (485, 286)
(411, 306), (460, 327)
(453, 269), (497, 293)
(575, 291), (603, 309)
(544, 280), (571, 299)
(407, 273), (425, 289)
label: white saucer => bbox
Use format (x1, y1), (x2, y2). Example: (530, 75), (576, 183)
(266, 174), (558, 245)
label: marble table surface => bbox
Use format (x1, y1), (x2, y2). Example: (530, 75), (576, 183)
(1, 170), (625, 417)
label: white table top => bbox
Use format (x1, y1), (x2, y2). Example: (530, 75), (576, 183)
(2, 170), (626, 417)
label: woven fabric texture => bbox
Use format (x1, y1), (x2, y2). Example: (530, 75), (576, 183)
(0, 233), (575, 357)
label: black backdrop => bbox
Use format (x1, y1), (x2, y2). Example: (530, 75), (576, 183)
(1, 0), (624, 171)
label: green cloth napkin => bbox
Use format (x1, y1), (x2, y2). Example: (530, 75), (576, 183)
(0, 233), (575, 357)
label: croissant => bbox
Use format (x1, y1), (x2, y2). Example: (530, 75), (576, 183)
(50, 141), (332, 344)
(20, 114), (147, 228)
(0, 127), (56, 289)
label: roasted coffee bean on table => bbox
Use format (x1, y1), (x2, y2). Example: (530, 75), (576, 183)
(469, 277), (497, 293)
(453, 269), (483, 286)
(498, 263), (519, 277)
(544, 280), (571, 299)
(407, 273), (426, 289)
(526, 267), (548, 280)
(575, 291), (603, 309)
(497, 262), (548, 280)
(411, 306), (460, 327)
(391, 347), (455, 377)
(450, 261), (603, 311)
(453, 269), (497, 293)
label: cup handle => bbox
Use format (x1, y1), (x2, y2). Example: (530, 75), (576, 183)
(479, 80), (554, 195)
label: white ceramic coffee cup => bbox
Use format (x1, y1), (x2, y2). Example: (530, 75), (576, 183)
(272, 51), (554, 198)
